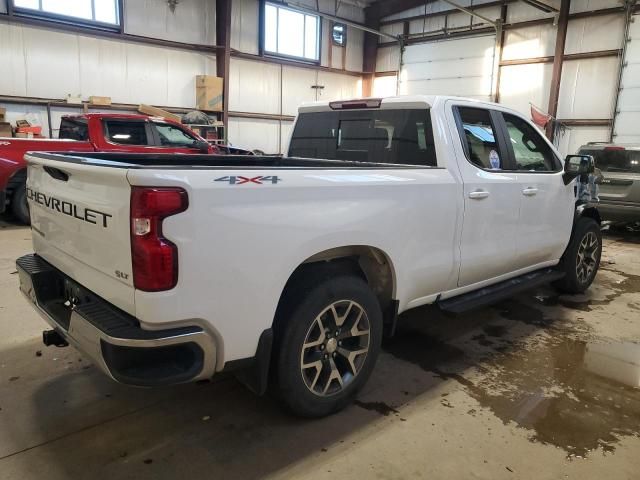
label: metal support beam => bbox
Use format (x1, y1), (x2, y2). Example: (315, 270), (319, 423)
(362, 8), (380, 97)
(216, 0), (232, 132)
(546, 0), (570, 140)
(494, 3), (508, 103)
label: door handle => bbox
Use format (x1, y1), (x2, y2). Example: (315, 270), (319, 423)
(468, 190), (490, 200)
(522, 187), (538, 196)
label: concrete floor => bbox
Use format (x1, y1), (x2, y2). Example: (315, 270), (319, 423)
(1, 218), (639, 480)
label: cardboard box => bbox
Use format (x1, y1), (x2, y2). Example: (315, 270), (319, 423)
(16, 119), (31, 128)
(65, 94), (82, 104)
(15, 132), (34, 139)
(138, 104), (182, 123)
(0, 107), (5, 121)
(89, 96), (112, 106)
(0, 122), (12, 137)
(195, 75), (223, 112)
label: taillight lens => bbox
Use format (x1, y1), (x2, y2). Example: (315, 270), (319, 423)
(130, 187), (188, 292)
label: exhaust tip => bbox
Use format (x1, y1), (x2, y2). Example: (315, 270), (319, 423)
(42, 329), (69, 348)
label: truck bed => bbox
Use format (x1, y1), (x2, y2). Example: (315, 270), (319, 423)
(29, 151), (430, 170)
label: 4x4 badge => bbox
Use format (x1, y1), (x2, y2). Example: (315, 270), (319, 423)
(214, 175), (281, 185)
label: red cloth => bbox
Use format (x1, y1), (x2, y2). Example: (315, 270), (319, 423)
(530, 104), (551, 128)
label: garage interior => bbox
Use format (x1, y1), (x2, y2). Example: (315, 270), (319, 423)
(1, 0), (640, 479)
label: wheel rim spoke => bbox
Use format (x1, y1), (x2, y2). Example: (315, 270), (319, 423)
(575, 231), (600, 284)
(300, 300), (371, 397)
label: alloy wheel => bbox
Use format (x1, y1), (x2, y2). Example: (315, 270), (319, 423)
(576, 231), (599, 284)
(300, 300), (371, 396)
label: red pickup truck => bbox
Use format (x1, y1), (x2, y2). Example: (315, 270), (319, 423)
(0, 113), (217, 223)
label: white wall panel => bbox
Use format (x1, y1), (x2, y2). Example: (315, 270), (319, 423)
(506, 1), (558, 23)
(565, 14), (624, 55)
(281, 66), (316, 116)
(409, 16), (446, 35)
(228, 58), (281, 114)
(447, 12), (472, 30)
(345, 27), (364, 72)
(23, 27), (82, 99)
(0, 22), (27, 96)
(124, 0), (215, 46)
(383, 0), (500, 23)
(231, 0), (259, 55)
(0, 0), (7, 14)
(379, 22), (404, 43)
(613, 13), (640, 143)
(316, 71), (362, 102)
(373, 75), (398, 97)
(400, 35), (496, 100)
(570, 0), (620, 14)
(471, 5), (502, 27)
(0, 23), (215, 108)
(498, 63), (552, 117)
(557, 57), (619, 119)
(502, 24), (557, 60)
(557, 126), (610, 156)
(227, 117), (280, 153)
(376, 46), (400, 72)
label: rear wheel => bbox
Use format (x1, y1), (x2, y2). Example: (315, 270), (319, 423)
(11, 183), (30, 225)
(554, 217), (601, 294)
(275, 273), (382, 417)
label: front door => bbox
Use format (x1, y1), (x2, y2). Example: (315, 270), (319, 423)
(451, 103), (521, 287)
(498, 112), (574, 268)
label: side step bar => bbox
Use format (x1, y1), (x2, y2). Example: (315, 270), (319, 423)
(438, 268), (565, 314)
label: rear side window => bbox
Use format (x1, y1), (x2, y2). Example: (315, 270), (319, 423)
(579, 148), (640, 174)
(289, 109), (437, 166)
(457, 107), (501, 170)
(59, 118), (88, 141)
(152, 122), (198, 147)
(104, 120), (148, 145)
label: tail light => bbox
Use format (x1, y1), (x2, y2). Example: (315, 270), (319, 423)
(130, 187), (188, 292)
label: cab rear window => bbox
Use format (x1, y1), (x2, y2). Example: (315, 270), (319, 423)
(288, 109), (437, 167)
(59, 118), (89, 141)
(579, 148), (640, 174)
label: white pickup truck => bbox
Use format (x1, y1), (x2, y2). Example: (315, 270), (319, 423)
(17, 96), (601, 417)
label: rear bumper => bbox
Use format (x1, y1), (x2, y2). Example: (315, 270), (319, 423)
(16, 254), (217, 386)
(597, 200), (640, 223)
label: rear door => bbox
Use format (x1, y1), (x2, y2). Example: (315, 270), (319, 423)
(498, 112), (574, 268)
(449, 102), (521, 287)
(26, 153), (135, 315)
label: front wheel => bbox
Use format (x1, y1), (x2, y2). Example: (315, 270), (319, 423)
(275, 274), (383, 417)
(554, 217), (602, 294)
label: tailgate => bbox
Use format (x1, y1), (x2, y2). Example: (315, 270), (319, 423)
(26, 153), (135, 315)
(599, 172), (640, 204)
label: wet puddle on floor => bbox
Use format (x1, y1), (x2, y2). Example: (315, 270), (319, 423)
(385, 300), (640, 458)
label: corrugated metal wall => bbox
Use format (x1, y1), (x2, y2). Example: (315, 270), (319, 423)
(0, 0), (363, 153)
(378, 0), (630, 156)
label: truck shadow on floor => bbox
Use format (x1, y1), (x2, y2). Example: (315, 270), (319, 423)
(4, 274), (639, 478)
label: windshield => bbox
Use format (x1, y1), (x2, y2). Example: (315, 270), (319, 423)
(579, 148), (640, 174)
(288, 109), (437, 166)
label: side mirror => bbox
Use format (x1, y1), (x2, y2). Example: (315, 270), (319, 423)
(193, 140), (211, 153)
(563, 154), (594, 185)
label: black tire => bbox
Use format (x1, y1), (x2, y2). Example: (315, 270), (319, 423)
(554, 217), (602, 294)
(11, 182), (30, 225)
(274, 272), (382, 417)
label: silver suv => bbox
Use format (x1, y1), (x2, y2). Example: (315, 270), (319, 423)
(577, 143), (640, 224)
